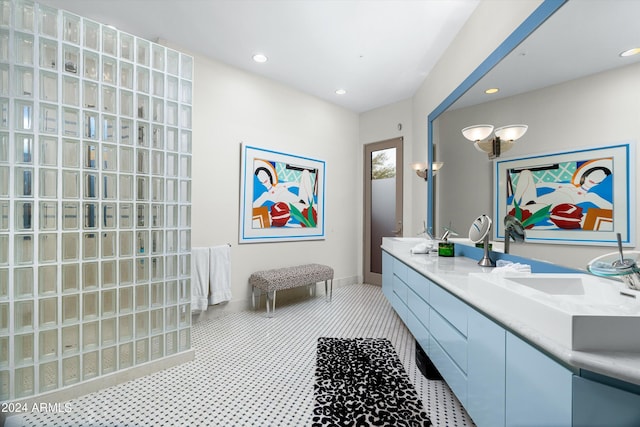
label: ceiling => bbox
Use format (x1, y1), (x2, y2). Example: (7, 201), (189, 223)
(38, 0), (480, 113)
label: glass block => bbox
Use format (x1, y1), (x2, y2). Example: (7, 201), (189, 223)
(152, 72), (164, 97)
(15, 365), (34, 397)
(15, 100), (34, 130)
(62, 170), (79, 198)
(63, 12), (80, 44)
(119, 119), (132, 146)
(84, 141), (98, 169)
(120, 89), (133, 117)
(15, 333), (34, 365)
(167, 75), (178, 101)
(151, 257), (163, 280)
(39, 297), (57, 327)
(181, 80), (192, 104)
(180, 131), (192, 154)
(167, 49), (179, 75)
(15, 234), (33, 264)
(135, 283), (149, 310)
(165, 330), (177, 355)
(0, 336), (7, 367)
(166, 256), (177, 279)
(120, 204), (133, 230)
(101, 231), (115, 258)
(103, 85), (116, 113)
(151, 178), (164, 202)
(0, 166), (7, 197)
(119, 313), (133, 339)
(119, 342), (133, 369)
(14, 266), (33, 297)
(62, 202), (79, 230)
(39, 136), (57, 166)
(119, 259), (133, 285)
(62, 107), (80, 136)
(179, 327), (191, 351)
(152, 45), (164, 71)
(120, 61), (133, 89)
(120, 32), (134, 61)
(61, 233), (79, 261)
(119, 150), (133, 176)
(136, 203), (148, 228)
(179, 254), (190, 277)
(82, 80), (98, 109)
(179, 205), (191, 228)
(118, 286), (133, 314)
(150, 334), (163, 360)
(166, 101), (178, 126)
(40, 70), (58, 102)
(83, 320), (98, 349)
(61, 77), (79, 106)
(0, 302), (6, 331)
(0, 201), (7, 230)
(15, 201), (33, 230)
(39, 38), (57, 69)
(152, 97), (163, 123)
(62, 355), (80, 385)
(137, 122), (148, 146)
(166, 127), (178, 151)
(102, 115), (116, 142)
(102, 203), (116, 229)
(38, 4), (58, 38)
(137, 230), (148, 255)
(102, 260), (116, 287)
(137, 177), (148, 201)
(39, 168), (57, 198)
(152, 125), (164, 149)
(103, 174), (116, 200)
(38, 233), (57, 263)
(78, 286), (97, 314)
(151, 231), (163, 255)
(39, 360), (58, 393)
(82, 261), (98, 289)
(102, 56), (116, 85)
(0, 65), (6, 96)
(15, 2), (34, 31)
(179, 229), (191, 252)
(15, 133), (33, 163)
(102, 25), (117, 56)
(136, 38), (150, 65)
(84, 111), (98, 139)
(102, 346), (116, 374)
(82, 233), (98, 259)
(39, 329), (58, 359)
(40, 103), (58, 134)
(136, 338), (148, 363)
(0, 98), (7, 129)
(39, 201), (57, 231)
(179, 280), (190, 302)
(166, 230), (177, 253)
(61, 263), (78, 292)
(38, 265), (57, 295)
(62, 325), (79, 354)
(14, 67), (34, 98)
(151, 204), (164, 228)
(181, 54), (193, 80)
(101, 318), (115, 346)
(102, 289), (116, 317)
(62, 294), (78, 323)
(150, 282), (163, 307)
(136, 258), (149, 283)
(63, 44), (79, 74)
(15, 300), (33, 331)
(0, 132), (7, 161)
(180, 155), (191, 178)
(84, 203), (98, 229)
(136, 66), (149, 93)
(15, 32), (34, 65)
(0, 30), (7, 62)
(180, 180), (191, 203)
(83, 19), (99, 50)
(167, 153), (178, 177)
(136, 311), (148, 338)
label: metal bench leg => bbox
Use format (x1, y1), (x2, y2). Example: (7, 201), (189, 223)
(325, 279), (333, 302)
(251, 286), (256, 309)
(266, 290), (276, 317)
(308, 283), (317, 297)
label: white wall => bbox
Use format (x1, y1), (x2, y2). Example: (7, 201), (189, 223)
(437, 63), (640, 270)
(190, 54), (360, 311)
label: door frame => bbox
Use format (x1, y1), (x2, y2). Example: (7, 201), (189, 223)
(363, 137), (403, 285)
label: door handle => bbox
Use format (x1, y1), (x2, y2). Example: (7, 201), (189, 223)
(392, 221), (402, 236)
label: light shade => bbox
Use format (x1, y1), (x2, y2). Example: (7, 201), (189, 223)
(411, 161), (443, 180)
(494, 124), (528, 141)
(462, 125), (494, 142)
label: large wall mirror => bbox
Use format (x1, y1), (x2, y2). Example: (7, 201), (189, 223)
(428, 0), (640, 270)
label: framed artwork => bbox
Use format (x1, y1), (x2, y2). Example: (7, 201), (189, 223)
(494, 142), (635, 246)
(239, 143), (326, 243)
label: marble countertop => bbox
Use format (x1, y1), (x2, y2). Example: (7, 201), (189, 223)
(382, 237), (640, 386)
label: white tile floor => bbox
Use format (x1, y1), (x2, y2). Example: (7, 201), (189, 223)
(8, 283), (475, 427)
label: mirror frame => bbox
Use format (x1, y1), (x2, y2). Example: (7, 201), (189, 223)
(426, 0), (567, 232)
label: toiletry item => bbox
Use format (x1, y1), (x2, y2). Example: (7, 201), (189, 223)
(438, 242), (454, 257)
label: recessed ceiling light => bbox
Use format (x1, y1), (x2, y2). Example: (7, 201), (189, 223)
(485, 88), (499, 94)
(252, 53), (268, 63)
(335, 89), (347, 95)
(620, 47), (640, 57)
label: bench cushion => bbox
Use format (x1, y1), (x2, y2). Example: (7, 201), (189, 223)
(249, 263), (334, 292)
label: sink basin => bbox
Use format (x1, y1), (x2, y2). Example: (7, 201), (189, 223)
(469, 273), (640, 351)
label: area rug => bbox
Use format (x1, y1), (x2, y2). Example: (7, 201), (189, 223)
(312, 337), (431, 426)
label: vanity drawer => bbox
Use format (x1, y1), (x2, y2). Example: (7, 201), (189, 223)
(407, 268), (430, 303)
(393, 258), (408, 283)
(430, 282), (467, 337)
(408, 288), (430, 330)
(430, 331), (467, 406)
(407, 310), (429, 350)
(393, 275), (408, 304)
(430, 308), (467, 373)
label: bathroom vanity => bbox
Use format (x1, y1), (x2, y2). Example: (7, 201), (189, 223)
(382, 237), (640, 427)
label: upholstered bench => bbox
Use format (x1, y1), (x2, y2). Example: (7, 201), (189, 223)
(250, 263), (334, 316)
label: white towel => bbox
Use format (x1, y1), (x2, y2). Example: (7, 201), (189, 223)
(491, 260), (532, 274)
(191, 247), (210, 312)
(209, 245), (232, 305)
(411, 241), (436, 254)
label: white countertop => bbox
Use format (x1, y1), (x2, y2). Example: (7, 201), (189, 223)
(382, 237), (640, 386)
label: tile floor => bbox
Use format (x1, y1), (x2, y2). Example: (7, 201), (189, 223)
(7, 283), (475, 427)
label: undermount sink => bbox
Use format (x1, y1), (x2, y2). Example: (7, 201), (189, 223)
(469, 273), (640, 351)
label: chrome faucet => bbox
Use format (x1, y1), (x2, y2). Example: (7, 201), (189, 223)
(503, 215), (525, 254)
(587, 233), (640, 291)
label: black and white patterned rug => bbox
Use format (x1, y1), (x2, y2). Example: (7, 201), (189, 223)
(313, 337), (431, 426)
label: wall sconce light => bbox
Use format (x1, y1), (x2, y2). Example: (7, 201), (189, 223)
(411, 161), (443, 181)
(461, 124), (528, 159)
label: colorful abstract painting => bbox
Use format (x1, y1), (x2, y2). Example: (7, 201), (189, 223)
(495, 143), (635, 246)
(239, 144), (325, 243)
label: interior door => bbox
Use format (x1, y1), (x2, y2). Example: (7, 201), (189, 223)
(364, 137), (403, 285)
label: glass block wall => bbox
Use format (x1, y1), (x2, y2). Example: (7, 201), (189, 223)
(0, 0), (193, 400)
